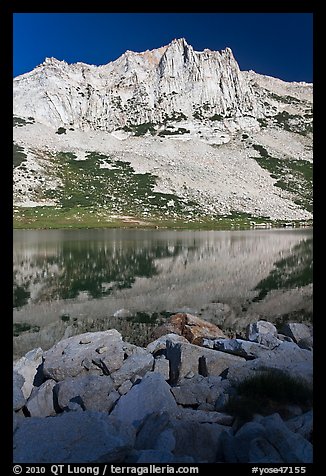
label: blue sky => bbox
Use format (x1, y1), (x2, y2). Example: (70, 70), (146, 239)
(13, 13), (313, 82)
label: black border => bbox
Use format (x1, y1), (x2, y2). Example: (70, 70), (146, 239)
(4, 1), (319, 472)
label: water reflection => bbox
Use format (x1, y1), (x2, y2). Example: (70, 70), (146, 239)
(13, 236), (184, 307)
(254, 239), (313, 302)
(13, 228), (313, 358)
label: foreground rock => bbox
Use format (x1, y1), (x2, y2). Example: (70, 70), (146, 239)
(226, 340), (313, 385)
(26, 379), (57, 417)
(246, 320), (278, 341)
(246, 321), (281, 348)
(172, 420), (230, 462)
(13, 347), (43, 398)
(146, 333), (189, 354)
(202, 338), (275, 359)
(222, 414), (313, 463)
(135, 412), (173, 452)
(281, 323), (313, 350)
(151, 313), (226, 344)
(55, 374), (118, 412)
(13, 371), (26, 411)
(111, 372), (178, 428)
(176, 408), (234, 426)
(171, 374), (225, 406)
(14, 412), (135, 463)
(285, 410), (313, 441)
(13, 318), (313, 463)
(43, 330), (125, 381)
(111, 353), (154, 387)
(259, 413), (313, 463)
(166, 339), (245, 383)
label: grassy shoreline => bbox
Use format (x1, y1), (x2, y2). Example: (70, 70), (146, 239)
(14, 147), (312, 232)
(13, 207), (313, 231)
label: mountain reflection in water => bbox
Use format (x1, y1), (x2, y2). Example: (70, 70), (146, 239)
(14, 240), (184, 307)
(13, 228), (312, 359)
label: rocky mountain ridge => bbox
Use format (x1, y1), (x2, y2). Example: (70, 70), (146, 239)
(13, 38), (313, 223)
(14, 38), (260, 131)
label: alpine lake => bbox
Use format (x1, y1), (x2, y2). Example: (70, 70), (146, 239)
(13, 228), (312, 359)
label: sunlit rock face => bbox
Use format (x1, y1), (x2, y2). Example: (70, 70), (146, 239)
(13, 38), (313, 221)
(15, 37), (312, 133)
(13, 38), (261, 131)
